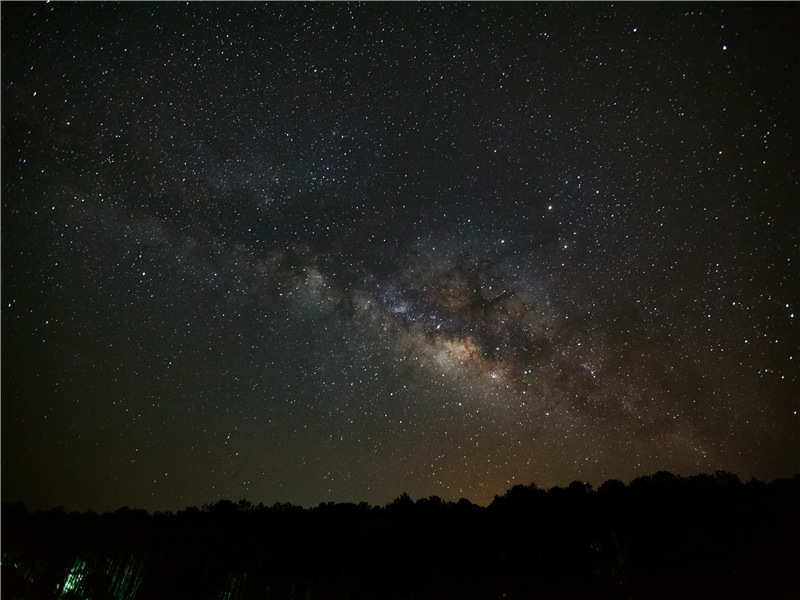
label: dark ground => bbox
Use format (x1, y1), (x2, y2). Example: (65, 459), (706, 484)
(3, 471), (799, 599)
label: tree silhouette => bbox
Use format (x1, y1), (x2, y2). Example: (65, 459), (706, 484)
(3, 472), (799, 600)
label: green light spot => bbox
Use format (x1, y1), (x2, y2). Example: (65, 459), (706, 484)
(58, 558), (87, 599)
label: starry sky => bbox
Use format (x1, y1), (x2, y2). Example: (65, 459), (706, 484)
(2, 2), (798, 513)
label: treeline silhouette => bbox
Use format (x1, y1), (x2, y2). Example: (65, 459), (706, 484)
(3, 471), (799, 599)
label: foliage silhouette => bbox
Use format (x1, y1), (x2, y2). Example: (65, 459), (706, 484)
(3, 472), (799, 599)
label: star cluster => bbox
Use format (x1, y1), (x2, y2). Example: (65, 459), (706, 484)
(2, 3), (798, 512)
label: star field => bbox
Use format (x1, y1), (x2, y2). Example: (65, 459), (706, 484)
(2, 3), (798, 512)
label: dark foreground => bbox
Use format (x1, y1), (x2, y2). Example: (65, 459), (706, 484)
(3, 472), (799, 600)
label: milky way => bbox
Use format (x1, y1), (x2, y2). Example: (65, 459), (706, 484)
(3, 3), (798, 512)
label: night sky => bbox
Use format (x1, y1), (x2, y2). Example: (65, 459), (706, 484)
(3, 2), (798, 513)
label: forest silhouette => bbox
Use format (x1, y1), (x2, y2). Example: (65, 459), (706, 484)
(3, 471), (799, 599)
